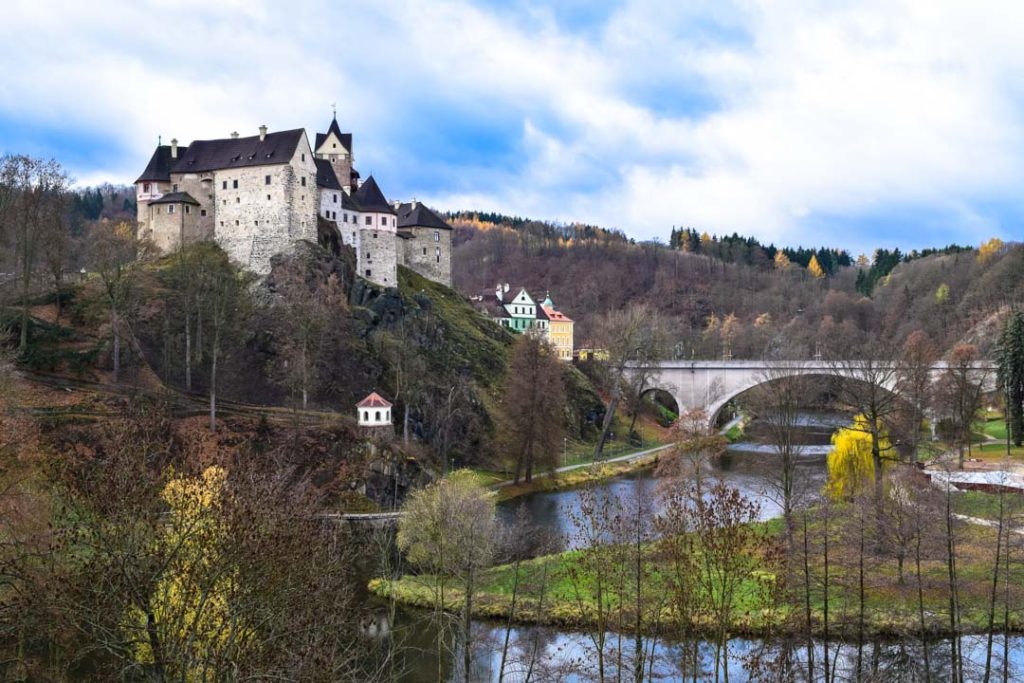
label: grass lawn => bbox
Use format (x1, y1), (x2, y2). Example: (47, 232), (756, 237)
(373, 494), (1024, 638)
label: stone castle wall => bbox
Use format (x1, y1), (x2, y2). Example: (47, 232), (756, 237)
(357, 216), (398, 287)
(401, 226), (452, 287)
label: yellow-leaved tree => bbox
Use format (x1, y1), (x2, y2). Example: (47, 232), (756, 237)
(773, 251), (791, 271)
(134, 466), (238, 680)
(807, 255), (826, 279)
(977, 237), (1005, 263)
(827, 414), (891, 499)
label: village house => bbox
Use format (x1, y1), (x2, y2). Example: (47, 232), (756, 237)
(135, 114), (453, 288)
(474, 284), (574, 360)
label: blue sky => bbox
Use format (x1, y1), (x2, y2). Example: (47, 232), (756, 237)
(1, 0), (1023, 255)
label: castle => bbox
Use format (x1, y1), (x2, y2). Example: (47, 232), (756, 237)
(134, 115), (452, 288)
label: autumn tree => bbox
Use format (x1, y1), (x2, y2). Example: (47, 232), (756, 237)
(935, 343), (988, 469)
(591, 304), (668, 460)
(497, 333), (566, 483)
(397, 470), (497, 683)
(807, 254), (826, 279)
(996, 310), (1024, 447)
(977, 237), (1005, 264)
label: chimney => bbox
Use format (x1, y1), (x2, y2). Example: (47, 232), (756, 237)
(411, 198), (418, 209)
(170, 138), (178, 159)
(231, 131), (239, 139)
(258, 125), (267, 141)
(495, 284), (503, 302)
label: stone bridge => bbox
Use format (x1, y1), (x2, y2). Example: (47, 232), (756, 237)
(627, 360), (998, 427)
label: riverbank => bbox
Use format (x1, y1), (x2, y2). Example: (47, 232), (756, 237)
(492, 443), (671, 503)
(370, 500), (1024, 639)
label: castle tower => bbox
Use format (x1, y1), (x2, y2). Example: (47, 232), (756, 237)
(314, 113), (356, 193)
(353, 175), (398, 287)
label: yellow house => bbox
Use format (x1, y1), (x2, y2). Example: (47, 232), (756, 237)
(539, 295), (574, 361)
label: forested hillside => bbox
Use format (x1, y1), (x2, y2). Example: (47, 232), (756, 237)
(452, 213), (1024, 358)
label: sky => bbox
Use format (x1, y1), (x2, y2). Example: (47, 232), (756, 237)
(1, 0), (1023, 255)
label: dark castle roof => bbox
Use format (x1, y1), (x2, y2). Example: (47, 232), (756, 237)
(171, 129), (306, 173)
(315, 116), (352, 153)
(395, 202), (452, 230)
(149, 191), (200, 206)
(353, 176), (395, 214)
(315, 158), (342, 190)
(135, 144), (189, 184)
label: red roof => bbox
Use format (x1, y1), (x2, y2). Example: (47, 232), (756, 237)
(356, 392), (393, 408)
(542, 305), (572, 323)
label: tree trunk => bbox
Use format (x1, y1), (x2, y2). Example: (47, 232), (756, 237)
(594, 394), (620, 460)
(209, 330), (219, 432)
(983, 487), (1005, 683)
(184, 307), (192, 391)
(463, 566), (473, 683)
(111, 304), (120, 382)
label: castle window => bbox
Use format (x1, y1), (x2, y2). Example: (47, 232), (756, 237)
(200, 209), (207, 217)
(184, 205), (190, 214)
(434, 231), (440, 242)
(222, 200), (227, 205)
(373, 233), (378, 239)
(236, 197), (240, 203)
(265, 175), (271, 185)
(422, 248), (426, 255)
(168, 205), (175, 214)
(365, 269), (371, 277)
(436, 247), (441, 263)
(333, 193), (338, 203)
(143, 182), (150, 193)
(302, 153), (306, 162)
(233, 180), (238, 189)
(301, 177), (307, 187)
(332, 143), (337, 149)
(365, 216), (371, 225)
(267, 195), (271, 200)
(235, 220), (240, 226)
(343, 214), (348, 223)
(222, 181), (227, 189)
(172, 184), (178, 192)
(255, 220), (259, 226)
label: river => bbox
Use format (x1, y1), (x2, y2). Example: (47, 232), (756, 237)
(383, 410), (1024, 681)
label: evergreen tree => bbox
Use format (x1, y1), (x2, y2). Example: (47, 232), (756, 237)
(997, 310), (1024, 446)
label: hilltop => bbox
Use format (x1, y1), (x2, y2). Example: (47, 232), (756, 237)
(451, 213), (1024, 358)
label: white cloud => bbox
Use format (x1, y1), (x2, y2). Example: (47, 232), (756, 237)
(1, 0), (1022, 251)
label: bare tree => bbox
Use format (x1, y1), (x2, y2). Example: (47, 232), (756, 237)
(0, 156), (70, 352)
(591, 304), (667, 460)
(935, 344), (989, 469)
(898, 329), (939, 464)
(89, 221), (138, 382)
(497, 333), (566, 483)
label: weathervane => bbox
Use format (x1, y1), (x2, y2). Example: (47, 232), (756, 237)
(331, 102), (337, 119)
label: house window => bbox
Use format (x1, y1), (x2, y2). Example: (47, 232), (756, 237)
(434, 231), (440, 241)
(375, 410), (381, 421)
(222, 181), (227, 189)
(265, 175), (271, 185)
(301, 177), (307, 187)
(168, 205), (175, 214)
(365, 216), (371, 225)
(143, 182), (150, 192)
(233, 179), (238, 189)
(200, 209), (207, 217)
(343, 214), (348, 223)
(363, 410), (369, 421)
(333, 193), (338, 203)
